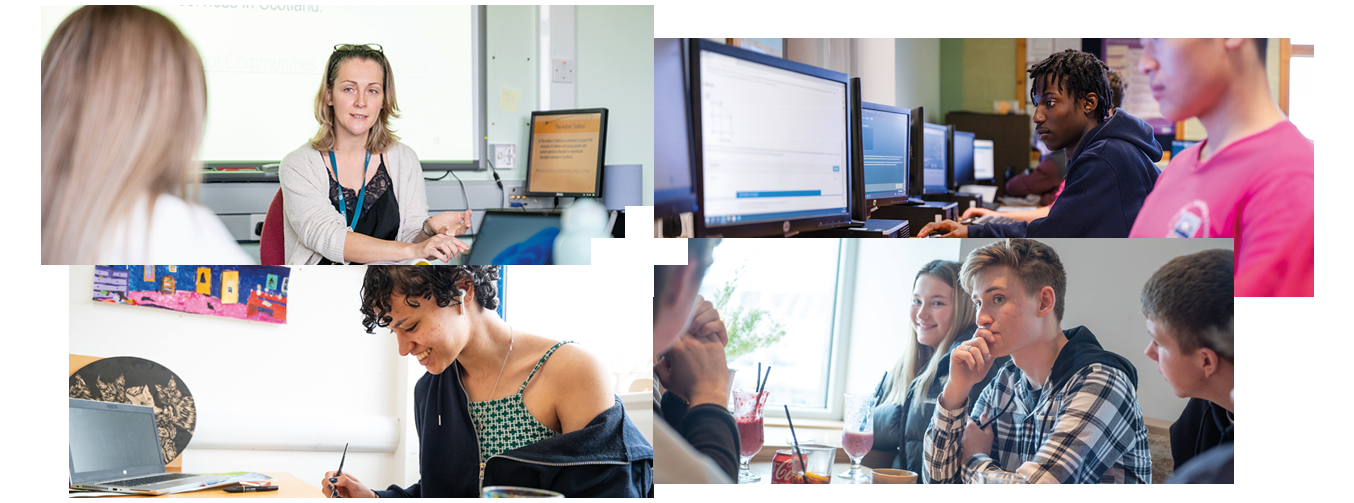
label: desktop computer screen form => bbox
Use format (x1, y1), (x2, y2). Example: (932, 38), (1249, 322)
(654, 38), (698, 218)
(524, 108), (608, 198)
(693, 40), (851, 236)
(973, 139), (995, 181)
(921, 122), (948, 194)
(860, 103), (911, 204)
(952, 130), (976, 188)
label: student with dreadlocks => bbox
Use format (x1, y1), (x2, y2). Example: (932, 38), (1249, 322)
(919, 50), (1162, 238)
(1130, 39), (1312, 297)
(961, 69), (1130, 224)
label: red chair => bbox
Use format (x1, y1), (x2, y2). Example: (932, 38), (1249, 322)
(259, 188), (285, 265)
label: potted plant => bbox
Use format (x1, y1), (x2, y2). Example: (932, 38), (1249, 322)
(711, 266), (787, 393)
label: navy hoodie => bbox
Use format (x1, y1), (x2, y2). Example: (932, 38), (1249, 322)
(971, 109), (1163, 238)
(374, 361), (654, 498)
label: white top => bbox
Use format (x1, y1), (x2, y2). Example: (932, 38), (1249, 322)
(100, 193), (254, 264)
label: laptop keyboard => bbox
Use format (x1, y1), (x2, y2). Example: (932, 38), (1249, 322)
(112, 472), (197, 487)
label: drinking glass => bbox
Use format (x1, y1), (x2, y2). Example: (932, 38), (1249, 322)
(837, 393), (876, 482)
(794, 443), (836, 484)
(975, 472), (1028, 484)
(732, 389), (768, 483)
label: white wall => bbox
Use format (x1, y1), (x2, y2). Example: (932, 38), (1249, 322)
(895, 38), (941, 120)
(577, 5), (655, 205)
(851, 39), (897, 107)
(958, 238), (1235, 422)
(69, 265), (400, 493)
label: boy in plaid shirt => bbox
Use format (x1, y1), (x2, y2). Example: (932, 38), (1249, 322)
(923, 239), (1151, 483)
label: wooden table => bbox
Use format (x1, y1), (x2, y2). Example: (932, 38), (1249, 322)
(745, 461), (876, 485)
(92, 473), (319, 498)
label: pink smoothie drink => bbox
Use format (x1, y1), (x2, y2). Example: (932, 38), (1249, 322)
(736, 416), (765, 457)
(842, 430), (873, 459)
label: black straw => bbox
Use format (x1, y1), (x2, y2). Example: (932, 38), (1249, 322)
(783, 405), (807, 484)
(757, 367), (772, 395)
(874, 371), (889, 400)
(757, 362), (762, 392)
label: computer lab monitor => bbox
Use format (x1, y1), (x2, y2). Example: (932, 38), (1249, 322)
(690, 38), (853, 237)
(654, 38), (699, 219)
(920, 122), (948, 195)
(859, 101), (914, 211)
(523, 108), (608, 198)
(973, 139), (996, 181)
(907, 106), (925, 198)
(950, 130), (976, 189)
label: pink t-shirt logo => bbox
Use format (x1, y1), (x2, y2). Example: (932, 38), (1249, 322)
(1167, 200), (1210, 238)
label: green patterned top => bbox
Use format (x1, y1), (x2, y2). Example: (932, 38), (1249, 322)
(468, 340), (574, 461)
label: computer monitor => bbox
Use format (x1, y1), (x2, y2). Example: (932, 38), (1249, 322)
(907, 106), (925, 197)
(523, 108), (608, 198)
(654, 38), (698, 219)
(690, 39), (853, 237)
(973, 139), (995, 181)
(921, 122), (948, 194)
(951, 130), (976, 189)
(859, 101), (914, 210)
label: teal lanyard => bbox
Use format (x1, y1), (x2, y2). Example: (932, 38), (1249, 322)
(328, 150), (371, 231)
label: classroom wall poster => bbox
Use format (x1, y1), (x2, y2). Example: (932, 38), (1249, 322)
(94, 265), (291, 324)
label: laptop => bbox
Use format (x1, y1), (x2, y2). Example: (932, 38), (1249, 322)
(464, 210), (562, 265)
(69, 398), (231, 495)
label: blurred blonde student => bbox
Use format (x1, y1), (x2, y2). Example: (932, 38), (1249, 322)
(41, 6), (251, 264)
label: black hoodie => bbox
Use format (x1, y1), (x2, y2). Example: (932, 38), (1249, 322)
(1047, 325), (1139, 393)
(373, 361), (653, 498)
(972, 109), (1163, 238)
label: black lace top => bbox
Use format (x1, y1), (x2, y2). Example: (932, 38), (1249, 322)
(318, 152), (401, 265)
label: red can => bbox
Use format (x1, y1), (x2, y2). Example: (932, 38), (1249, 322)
(771, 449), (803, 484)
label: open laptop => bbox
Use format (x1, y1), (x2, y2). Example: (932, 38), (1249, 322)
(69, 398), (230, 495)
(464, 210), (562, 265)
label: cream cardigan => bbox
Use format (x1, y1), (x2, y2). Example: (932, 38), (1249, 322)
(279, 142), (430, 265)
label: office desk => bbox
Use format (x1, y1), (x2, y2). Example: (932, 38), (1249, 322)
(107, 473), (319, 498)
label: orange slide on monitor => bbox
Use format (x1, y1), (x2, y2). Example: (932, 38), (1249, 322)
(525, 108), (608, 197)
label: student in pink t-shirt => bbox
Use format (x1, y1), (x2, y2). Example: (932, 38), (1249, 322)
(1129, 38), (1313, 297)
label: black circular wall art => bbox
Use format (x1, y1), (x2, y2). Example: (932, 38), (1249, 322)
(69, 357), (197, 465)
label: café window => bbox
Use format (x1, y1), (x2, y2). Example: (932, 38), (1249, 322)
(699, 239), (852, 420)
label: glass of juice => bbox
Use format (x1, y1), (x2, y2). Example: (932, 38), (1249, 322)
(838, 393), (876, 482)
(732, 388), (768, 483)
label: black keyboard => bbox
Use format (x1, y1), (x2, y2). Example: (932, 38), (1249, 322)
(974, 215), (1020, 226)
(111, 472), (197, 487)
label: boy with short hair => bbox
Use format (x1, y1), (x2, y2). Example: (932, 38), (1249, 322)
(923, 238), (1151, 483)
(920, 51), (1161, 238)
(1140, 249), (1234, 478)
(1131, 39), (1313, 297)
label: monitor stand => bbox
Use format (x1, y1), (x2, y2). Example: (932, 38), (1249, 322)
(922, 192), (985, 214)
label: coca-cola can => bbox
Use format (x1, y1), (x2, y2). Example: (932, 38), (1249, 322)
(771, 449), (803, 484)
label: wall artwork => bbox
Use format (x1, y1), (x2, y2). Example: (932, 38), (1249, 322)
(94, 265), (290, 324)
(69, 356), (197, 465)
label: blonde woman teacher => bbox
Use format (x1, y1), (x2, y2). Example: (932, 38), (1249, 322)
(41, 6), (252, 264)
(281, 44), (471, 265)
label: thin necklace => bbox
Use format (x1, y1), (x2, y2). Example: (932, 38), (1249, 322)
(486, 324), (515, 401)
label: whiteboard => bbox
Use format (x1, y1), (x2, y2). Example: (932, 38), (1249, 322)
(40, 5), (478, 163)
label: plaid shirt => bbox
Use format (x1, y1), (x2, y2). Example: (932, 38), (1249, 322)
(923, 360), (1152, 484)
